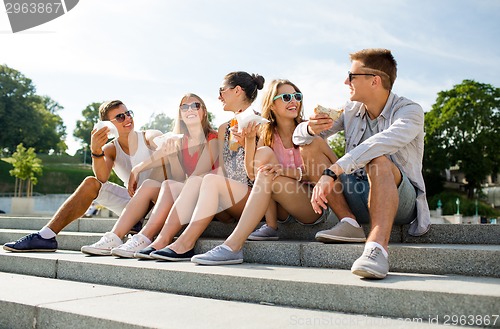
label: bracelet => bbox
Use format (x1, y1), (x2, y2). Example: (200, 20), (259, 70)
(297, 166), (303, 182)
(306, 125), (314, 136)
(91, 152), (105, 158)
(322, 168), (338, 181)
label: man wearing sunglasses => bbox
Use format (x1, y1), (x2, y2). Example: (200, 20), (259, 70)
(293, 48), (430, 279)
(4, 100), (164, 252)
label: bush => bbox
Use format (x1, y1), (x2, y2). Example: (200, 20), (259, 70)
(428, 191), (500, 217)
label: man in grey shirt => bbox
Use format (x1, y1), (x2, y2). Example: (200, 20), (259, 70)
(293, 48), (430, 279)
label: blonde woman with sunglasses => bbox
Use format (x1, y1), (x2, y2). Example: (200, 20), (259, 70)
(81, 94), (219, 256)
(191, 79), (335, 265)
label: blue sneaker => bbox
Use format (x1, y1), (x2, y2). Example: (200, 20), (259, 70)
(191, 245), (243, 265)
(247, 224), (279, 241)
(3, 233), (58, 252)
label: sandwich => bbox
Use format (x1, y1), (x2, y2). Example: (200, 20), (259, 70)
(313, 105), (343, 121)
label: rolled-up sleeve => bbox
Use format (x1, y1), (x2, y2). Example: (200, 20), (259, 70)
(292, 122), (315, 145)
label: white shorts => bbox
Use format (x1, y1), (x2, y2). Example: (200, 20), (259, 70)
(94, 181), (131, 216)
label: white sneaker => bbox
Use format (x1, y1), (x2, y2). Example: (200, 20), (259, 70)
(81, 232), (122, 256)
(111, 234), (151, 258)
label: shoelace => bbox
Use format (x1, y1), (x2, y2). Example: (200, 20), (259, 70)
(364, 247), (380, 261)
(17, 233), (36, 243)
(93, 234), (116, 247)
(122, 236), (145, 250)
(207, 246), (224, 256)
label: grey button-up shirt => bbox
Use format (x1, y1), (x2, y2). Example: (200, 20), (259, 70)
(293, 92), (431, 236)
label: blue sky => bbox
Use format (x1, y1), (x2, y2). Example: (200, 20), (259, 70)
(1, 0), (499, 155)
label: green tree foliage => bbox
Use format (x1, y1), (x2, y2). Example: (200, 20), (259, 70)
(424, 80), (500, 198)
(7, 143), (43, 197)
(73, 102), (102, 147)
(141, 112), (174, 132)
(0, 65), (66, 154)
(141, 111), (216, 132)
(328, 131), (346, 158)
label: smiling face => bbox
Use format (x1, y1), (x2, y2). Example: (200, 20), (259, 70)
(180, 96), (204, 126)
(218, 80), (236, 112)
(344, 60), (375, 103)
(107, 104), (134, 134)
(272, 84), (301, 121)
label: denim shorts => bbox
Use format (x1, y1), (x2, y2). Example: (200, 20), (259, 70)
(340, 171), (417, 225)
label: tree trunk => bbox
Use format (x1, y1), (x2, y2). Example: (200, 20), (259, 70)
(466, 180), (476, 199)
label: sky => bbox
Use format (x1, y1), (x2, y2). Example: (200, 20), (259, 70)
(1, 0), (499, 155)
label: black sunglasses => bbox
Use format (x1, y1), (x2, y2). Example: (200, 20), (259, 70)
(219, 86), (234, 96)
(180, 102), (201, 111)
(348, 71), (376, 82)
(110, 110), (134, 123)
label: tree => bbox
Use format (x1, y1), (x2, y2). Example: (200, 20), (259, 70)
(328, 131), (346, 158)
(0, 65), (66, 154)
(141, 112), (174, 132)
(7, 143), (43, 197)
(141, 110), (217, 132)
(73, 102), (102, 147)
(424, 79), (500, 198)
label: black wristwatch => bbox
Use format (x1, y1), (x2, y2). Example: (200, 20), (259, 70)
(322, 168), (338, 181)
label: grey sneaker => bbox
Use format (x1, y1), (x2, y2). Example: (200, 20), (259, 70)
(351, 247), (389, 279)
(315, 221), (366, 243)
(247, 224), (279, 241)
(191, 245), (243, 265)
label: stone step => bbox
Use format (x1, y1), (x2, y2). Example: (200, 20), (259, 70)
(1, 229), (499, 277)
(1, 215), (500, 244)
(0, 272), (444, 329)
(0, 250), (498, 326)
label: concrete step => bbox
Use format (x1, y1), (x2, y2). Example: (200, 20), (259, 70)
(1, 214), (499, 244)
(0, 272), (445, 329)
(0, 250), (498, 326)
(1, 230), (499, 277)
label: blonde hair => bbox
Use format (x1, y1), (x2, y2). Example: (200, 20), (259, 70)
(260, 79), (304, 147)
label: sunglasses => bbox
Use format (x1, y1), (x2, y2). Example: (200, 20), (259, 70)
(110, 110), (134, 123)
(219, 86), (234, 96)
(348, 71), (376, 82)
(273, 92), (303, 103)
(180, 102), (201, 111)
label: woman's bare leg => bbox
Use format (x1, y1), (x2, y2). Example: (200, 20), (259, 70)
(149, 176), (204, 250)
(111, 179), (161, 238)
(138, 179), (185, 241)
(167, 174), (250, 253)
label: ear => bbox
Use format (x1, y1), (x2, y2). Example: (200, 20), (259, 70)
(372, 76), (382, 88)
(234, 85), (243, 95)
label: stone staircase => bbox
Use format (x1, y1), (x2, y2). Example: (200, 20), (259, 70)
(0, 214), (499, 328)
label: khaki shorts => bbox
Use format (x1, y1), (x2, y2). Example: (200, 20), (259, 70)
(94, 181), (131, 216)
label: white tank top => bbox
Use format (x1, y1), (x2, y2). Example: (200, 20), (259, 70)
(112, 131), (154, 188)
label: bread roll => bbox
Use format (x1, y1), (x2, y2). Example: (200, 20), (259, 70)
(313, 105), (343, 121)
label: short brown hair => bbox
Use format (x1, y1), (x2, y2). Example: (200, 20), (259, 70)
(99, 100), (124, 121)
(350, 48), (397, 90)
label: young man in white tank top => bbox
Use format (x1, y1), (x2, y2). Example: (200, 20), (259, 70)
(3, 100), (163, 252)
